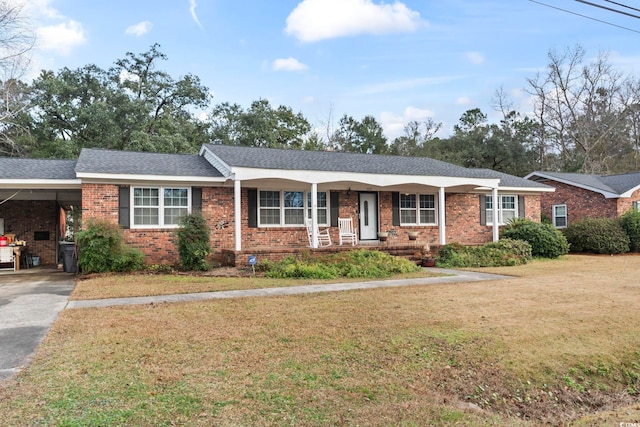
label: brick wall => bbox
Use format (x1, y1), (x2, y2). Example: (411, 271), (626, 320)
(0, 200), (58, 266)
(539, 180), (618, 225)
(83, 184), (544, 267)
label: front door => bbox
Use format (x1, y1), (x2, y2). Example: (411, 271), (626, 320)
(359, 192), (378, 240)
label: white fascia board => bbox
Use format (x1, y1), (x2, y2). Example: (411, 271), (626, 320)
(231, 167), (500, 188)
(200, 146), (233, 177)
(619, 185), (640, 198)
(76, 172), (226, 184)
(525, 172), (619, 199)
(494, 186), (556, 193)
(0, 179), (82, 189)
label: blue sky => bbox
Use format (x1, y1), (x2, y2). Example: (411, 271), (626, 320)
(23, 0), (640, 138)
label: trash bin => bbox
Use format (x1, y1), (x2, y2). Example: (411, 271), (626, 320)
(62, 244), (77, 273)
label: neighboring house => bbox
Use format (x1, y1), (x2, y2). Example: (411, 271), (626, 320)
(525, 171), (640, 228)
(0, 145), (552, 268)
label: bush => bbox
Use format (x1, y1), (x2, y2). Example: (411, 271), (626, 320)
(564, 217), (630, 254)
(262, 250), (421, 279)
(175, 213), (211, 271)
(76, 219), (144, 273)
(436, 239), (532, 268)
(619, 208), (640, 252)
(500, 218), (569, 259)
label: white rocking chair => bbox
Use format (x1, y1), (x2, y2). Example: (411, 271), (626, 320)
(0, 247), (16, 271)
(338, 217), (358, 246)
(306, 219), (332, 247)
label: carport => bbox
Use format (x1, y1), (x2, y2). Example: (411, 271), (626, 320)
(0, 158), (81, 269)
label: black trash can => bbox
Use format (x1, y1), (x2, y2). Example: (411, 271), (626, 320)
(62, 244), (77, 273)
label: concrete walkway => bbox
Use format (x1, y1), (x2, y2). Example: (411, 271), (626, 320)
(66, 268), (510, 309)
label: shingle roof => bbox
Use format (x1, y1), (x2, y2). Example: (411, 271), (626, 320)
(528, 171), (640, 195)
(0, 158), (78, 180)
(204, 144), (550, 189)
(76, 148), (223, 177)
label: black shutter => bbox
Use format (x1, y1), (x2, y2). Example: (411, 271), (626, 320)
(118, 186), (130, 229)
(518, 195), (525, 218)
(330, 191), (340, 227)
(392, 192), (400, 226)
(192, 187), (202, 213)
(248, 189), (258, 228)
(480, 195), (487, 226)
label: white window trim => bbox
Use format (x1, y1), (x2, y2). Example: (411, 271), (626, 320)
(258, 189), (330, 228)
(553, 204), (567, 229)
(131, 186), (191, 229)
(399, 193), (438, 226)
(633, 201), (640, 210)
(486, 194), (518, 226)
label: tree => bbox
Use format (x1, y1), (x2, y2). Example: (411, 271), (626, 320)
(432, 108), (535, 176)
(527, 45), (639, 173)
(27, 45), (211, 158)
(389, 118), (441, 157)
(0, 1), (35, 157)
(332, 114), (388, 154)
(208, 98), (311, 148)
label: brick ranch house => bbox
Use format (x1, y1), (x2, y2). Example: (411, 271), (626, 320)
(0, 145), (552, 268)
(525, 171), (640, 228)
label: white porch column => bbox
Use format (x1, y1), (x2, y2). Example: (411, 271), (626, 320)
(310, 183), (318, 248)
(438, 186), (446, 245)
(492, 187), (499, 242)
(234, 179), (242, 251)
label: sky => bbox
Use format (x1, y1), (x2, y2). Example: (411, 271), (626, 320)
(20, 0), (640, 139)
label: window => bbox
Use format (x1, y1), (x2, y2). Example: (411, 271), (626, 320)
(133, 187), (189, 227)
(553, 204), (567, 228)
(485, 195), (518, 225)
(307, 192), (328, 225)
(633, 201), (640, 210)
(259, 190), (329, 227)
(399, 193), (437, 225)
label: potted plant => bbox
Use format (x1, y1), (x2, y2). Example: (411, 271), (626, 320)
(377, 231), (389, 242)
(407, 230), (419, 240)
(419, 243), (436, 267)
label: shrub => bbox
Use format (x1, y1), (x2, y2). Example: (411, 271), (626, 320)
(262, 250), (420, 279)
(500, 218), (569, 259)
(564, 217), (630, 254)
(437, 239), (531, 268)
(76, 219), (144, 273)
(175, 213), (211, 271)
(619, 208), (640, 252)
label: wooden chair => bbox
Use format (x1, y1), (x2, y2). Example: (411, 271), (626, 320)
(338, 217), (358, 246)
(306, 219), (332, 247)
(0, 247), (16, 271)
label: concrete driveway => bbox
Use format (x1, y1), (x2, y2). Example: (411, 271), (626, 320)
(0, 270), (75, 381)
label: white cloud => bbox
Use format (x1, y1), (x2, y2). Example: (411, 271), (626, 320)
(36, 20), (86, 55)
(285, 0), (425, 42)
(463, 51), (485, 65)
(456, 96), (471, 105)
(380, 106), (435, 139)
(303, 95), (315, 103)
(125, 21), (152, 36)
(272, 57), (308, 72)
(356, 75), (464, 96)
(24, 0), (63, 20)
(189, 0), (203, 28)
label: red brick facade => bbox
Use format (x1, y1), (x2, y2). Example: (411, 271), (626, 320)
(538, 179), (640, 226)
(82, 183), (542, 267)
(0, 200), (59, 266)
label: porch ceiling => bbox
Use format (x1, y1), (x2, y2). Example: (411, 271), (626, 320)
(0, 189), (81, 204)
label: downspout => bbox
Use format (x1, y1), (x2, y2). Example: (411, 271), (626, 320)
(438, 187), (446, 245)
(234, 179), (242, 251)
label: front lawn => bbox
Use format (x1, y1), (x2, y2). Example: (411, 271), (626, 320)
(1, 254), (639, 426)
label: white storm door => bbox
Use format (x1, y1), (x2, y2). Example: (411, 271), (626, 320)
(359, 192), (378, 240)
